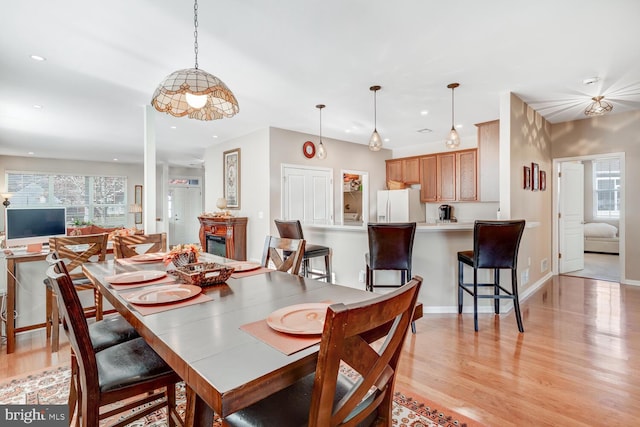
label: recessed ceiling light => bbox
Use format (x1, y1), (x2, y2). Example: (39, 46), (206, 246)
(345, 129), (351, 133)
(30, 55), (46, 61)
(417, 128), (433, 133)
(113, 158), (119, 161)
(33, 104), (43, 109)
(28, 151), (34, 155)
(383, 138), (390, 142)
(212, 135), (218, 138)
(455, 124), (463, 129)
(170, 126), (177, 129)
(420, 110), (429, 116)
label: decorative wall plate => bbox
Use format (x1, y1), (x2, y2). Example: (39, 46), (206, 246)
(303, 141), (316, 159)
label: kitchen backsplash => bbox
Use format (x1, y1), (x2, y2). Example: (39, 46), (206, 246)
(425, 202), (499, 223)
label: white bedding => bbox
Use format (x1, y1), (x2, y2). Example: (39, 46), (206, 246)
(584, 223), (619, 254)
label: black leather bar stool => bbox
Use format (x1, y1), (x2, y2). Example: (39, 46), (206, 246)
(275, 219), (332, 282)
(457, 220), (526, 333)
(365, 222), (417, 333)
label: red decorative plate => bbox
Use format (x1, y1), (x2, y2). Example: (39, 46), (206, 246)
(303, 141), (316, 159)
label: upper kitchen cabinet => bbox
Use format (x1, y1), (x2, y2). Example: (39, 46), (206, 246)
(385, 157), (420, 185)
(476, 120), (500, 202)
(419, 150), (477, 202)
(456, 149), (477, 201)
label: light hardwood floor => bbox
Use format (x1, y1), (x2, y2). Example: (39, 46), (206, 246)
(2, 275), (639, 426)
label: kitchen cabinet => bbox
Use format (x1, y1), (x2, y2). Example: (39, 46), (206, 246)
(456, 149), (477, 201)
(419, 149), (477, 202)
(385, 157), (420, 184)
(476, 120), (500, 201)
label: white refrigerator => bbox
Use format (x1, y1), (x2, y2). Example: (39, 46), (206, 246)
(377, 189), (425, 222)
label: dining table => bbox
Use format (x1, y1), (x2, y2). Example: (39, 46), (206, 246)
(82, 253), (422, 425)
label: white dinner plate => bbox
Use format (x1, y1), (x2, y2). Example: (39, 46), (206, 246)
(266, 303), (330, 335)
(125, 284), (201, 305)
(129, 252), (167, 263)
(225, 261), (262, 272)
(105, 270), (167, 284)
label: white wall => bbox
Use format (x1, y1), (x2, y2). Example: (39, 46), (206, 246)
(203, 129), (270, 263)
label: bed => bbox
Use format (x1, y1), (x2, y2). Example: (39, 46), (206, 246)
(583, 222), (619, 254)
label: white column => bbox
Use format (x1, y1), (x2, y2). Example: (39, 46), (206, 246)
(143, 105), (157, 234)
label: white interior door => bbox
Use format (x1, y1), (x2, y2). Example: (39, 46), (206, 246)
(168, 186), (202, 246)
(559, 161), (585, 273)
(282, 165), (333, 223)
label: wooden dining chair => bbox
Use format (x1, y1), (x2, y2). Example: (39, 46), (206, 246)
(113, 232), (167, 258)
(223, 276), (422, 427)
(46, 265), (183, 427)
(261, 235), (305, 275)
(46, 233), (109, 352)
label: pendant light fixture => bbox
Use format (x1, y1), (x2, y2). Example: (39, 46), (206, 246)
(316, 104), (327, 159)
(369, 85), (383, 151)
(584, 95), (613, 117)
(445, 83), (461, 149)
(151, 0), (239, 121)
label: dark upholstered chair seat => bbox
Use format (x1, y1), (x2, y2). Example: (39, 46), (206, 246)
(457, 250), (474, 265)
(224, 373), (376, 427)
(304, 243), (331, 258)
(89, 315), (140, 352)
(96, 337), (175, 392)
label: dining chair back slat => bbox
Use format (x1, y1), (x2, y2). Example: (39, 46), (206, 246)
(113, 233), (167, 258)
(261, 236), (305, 275)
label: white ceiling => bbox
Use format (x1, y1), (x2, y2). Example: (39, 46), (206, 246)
(1, 0), (639, 167)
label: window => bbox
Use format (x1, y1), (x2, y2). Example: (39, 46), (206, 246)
(6, 172), (127, 226)
(593, 158), (620, 218)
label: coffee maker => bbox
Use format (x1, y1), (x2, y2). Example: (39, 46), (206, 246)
(438, 204), (452, 222)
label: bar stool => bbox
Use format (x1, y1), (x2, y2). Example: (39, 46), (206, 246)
(365, 222), (417, 333)
(457, 220), (526, 333)
(274, 220), (332, 282)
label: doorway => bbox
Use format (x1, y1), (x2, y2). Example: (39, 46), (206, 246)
(553, 153), (625, 283)
(168, 186), (202, 246)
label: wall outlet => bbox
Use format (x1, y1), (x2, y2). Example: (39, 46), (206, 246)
(521, 269), (529, 285)
(358, 270), (365, 283)
(527, 257), (531, 267)
(541, 258), (548, 272)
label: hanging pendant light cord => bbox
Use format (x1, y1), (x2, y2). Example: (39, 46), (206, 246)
(319, 107), (322, 141)
(193, 0), (199, 69)
(373, 89), (378, 130)
(451, 86), (455, 129)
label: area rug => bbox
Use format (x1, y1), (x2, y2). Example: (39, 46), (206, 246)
(0, 365), (477, 427)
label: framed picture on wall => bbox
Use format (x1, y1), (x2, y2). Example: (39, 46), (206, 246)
(532, 162), (540, 191)
(523, 166), (531, 190)
(540, 170), (546, 191)
(223, 148), (241, 209)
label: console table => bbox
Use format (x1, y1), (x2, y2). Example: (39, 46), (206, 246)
(198, 216), (248, 261)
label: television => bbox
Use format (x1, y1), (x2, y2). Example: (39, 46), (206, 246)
(5, 207), (67, 247)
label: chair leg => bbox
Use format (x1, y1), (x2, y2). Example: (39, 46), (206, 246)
(365, 266), (372, 292)
(494, 269), (500, 314)
(45, 287), (53, 338)
(51, 298), (59, 352)
(473, 268), (479, 332)
(324, 254), (331, 283)
(457, 261), (464, 314)
(512, 269), (525, 333)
